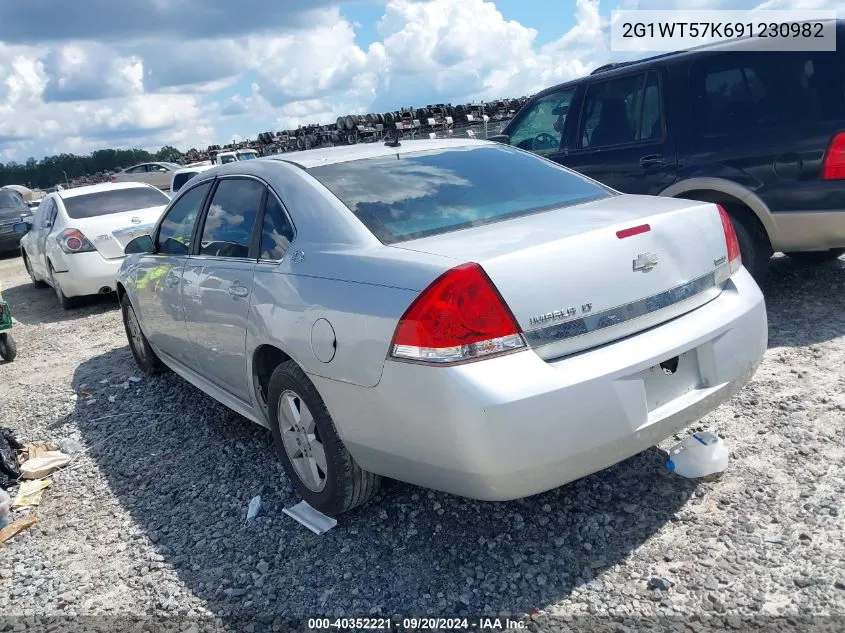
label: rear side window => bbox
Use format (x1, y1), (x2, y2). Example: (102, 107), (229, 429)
(690, 51), (843, 135)
(199, 178), (263, 258)
(259, 194), (294, 260)
(157, 182), (211, 256)
(62, 187), (171, 219)
(308, 145), (612, 244)
(579, 71), (663, 149)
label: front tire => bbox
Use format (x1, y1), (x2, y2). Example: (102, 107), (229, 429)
(0, 333), (17, 362)
(23, 254), (48, 288)
(268, 361), (380, 515)
(120, 294), (165, 374)
(785, 248), (845, 264)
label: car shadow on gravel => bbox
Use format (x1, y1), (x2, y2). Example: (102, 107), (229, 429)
(0, 275), (119, 325)
(67, 346), (698, 623)
(760, 254), (845, 348)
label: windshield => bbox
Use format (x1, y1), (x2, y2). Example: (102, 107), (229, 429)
(237, 151), (258, 160)
(0, 191), (26, 209)
(219, 155), (237, 164)
(307, 145), (612, 244)
(62, 187), (171, 219)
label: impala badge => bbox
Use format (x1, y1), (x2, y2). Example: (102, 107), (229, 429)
(633, 252), (659, 272)
(131, 217), (142, 224)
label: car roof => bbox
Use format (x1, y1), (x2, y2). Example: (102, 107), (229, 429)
(533, 18), (844, 98)
(264, 138), (492, 169)
(56, 181), (159, 200)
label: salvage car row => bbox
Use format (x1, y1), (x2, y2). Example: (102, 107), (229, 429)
(5, 28), (844, 517)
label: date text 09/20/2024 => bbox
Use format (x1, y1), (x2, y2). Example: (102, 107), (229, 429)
(307, 617), (527, 630)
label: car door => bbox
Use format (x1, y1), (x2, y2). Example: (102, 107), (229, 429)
(147, 164), (171, 190)
(560, 69), (678, 195)
(133, 179), (212, 366)
(504, 86), (578, 163)
(181, 176), (264, 402)
(28, 197), (58, 278)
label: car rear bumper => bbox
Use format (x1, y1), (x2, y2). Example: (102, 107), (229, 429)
(770, 210), (845, 251)
(54, 252), (124, 297)
(311, 267), (768, 501)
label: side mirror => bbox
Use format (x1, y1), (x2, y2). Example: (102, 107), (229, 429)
(488, 134), (510, 145)
(13, 222), (32, 233)
(125, 235), (155, 254)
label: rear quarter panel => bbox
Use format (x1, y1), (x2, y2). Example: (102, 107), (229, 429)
(247, 259), (422, 388)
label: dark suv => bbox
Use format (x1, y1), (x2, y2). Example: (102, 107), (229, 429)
(495, 21), (845, 282)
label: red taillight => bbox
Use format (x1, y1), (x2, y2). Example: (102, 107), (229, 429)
(56, 228), (95, 254)
(822, 132), (845, 180)
(717, 204), (741, 275)
(110, 175), (116, 182)
(616, 224), (650, 239)
(390, 263), (525, 364)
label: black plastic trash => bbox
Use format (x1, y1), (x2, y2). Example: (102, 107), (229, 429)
(0, 427), (22, 489)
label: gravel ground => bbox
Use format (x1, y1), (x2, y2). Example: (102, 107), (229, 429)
(0, 250), (843, 632)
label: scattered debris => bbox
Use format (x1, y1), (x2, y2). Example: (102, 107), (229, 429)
(57, 438), (83, 456)
(0, 489), (10, 529)
(78, 390), (93, 398)
(246, 495), (261, 522)
(20, 451), (71, 479)
(128, 376), (142, 384)
(21, 442), (58, 461)
(108, 395), (117, 403)
(0, 427), (22, 489)
(0, 513), (38, 548)
(12, 479), (52, 507)
(283, 501), (337, 535)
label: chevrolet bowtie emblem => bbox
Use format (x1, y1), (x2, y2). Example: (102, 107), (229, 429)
(633, 252), (659, 272)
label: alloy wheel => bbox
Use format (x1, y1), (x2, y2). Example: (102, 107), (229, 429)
(277, 390), (327, 492)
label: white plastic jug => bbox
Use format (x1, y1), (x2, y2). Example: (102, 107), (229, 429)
(665, 431), (729, 478)
(0, 489), (10, 529)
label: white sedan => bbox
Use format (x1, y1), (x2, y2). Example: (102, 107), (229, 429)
(115, 140), (768, 515)
(16, 182), (170, 309)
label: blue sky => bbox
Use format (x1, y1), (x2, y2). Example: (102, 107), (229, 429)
(0, 0), (840, 161)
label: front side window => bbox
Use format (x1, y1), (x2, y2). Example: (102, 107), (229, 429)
(171, 172), (199, 192)
(126, 165), (148, 174)
(199, 178), (263, 258)
(508, 88), (576, 154)
(62, 187), (171, 220)
(308, 144), (612, 244)
(156, 181), (211, 256)
(259, 194), (294, 260)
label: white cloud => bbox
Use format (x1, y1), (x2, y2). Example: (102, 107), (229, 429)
(1, 0), (843, 163)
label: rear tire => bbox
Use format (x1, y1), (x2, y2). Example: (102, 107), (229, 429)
(728, 213), (772, 285)
(49, 263), (77, 310)
(120, 294), (165, 374)
(267, 361), (380, 516)
(785, 248), (845, 264)
(0, 333), (16, 362)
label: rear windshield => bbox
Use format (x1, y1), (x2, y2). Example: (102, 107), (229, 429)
(0, 191), (26, 209)
(308, 145), (611, 243)
(62, 187), (170, 219)
(172, 172), (199, 192)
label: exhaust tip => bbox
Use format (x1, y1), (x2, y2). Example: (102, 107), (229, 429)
(99, 286), (112, 295)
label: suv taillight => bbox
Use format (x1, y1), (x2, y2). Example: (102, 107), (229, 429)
(717, 204), (742, 277)
(822, 132), (845, 180)
(390, 263), (526, 364)
(56, 228), (95, 254)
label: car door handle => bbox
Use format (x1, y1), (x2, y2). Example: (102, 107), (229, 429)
(639, 154), (665, 169)
(228, 283), (249, 298)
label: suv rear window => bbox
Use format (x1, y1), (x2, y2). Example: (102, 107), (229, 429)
(308, 145), (612, 244)
(62, 187), (171, 219)
(690, 51), (843, 135)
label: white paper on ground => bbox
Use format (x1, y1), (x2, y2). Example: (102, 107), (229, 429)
(282, 501), (337, 535)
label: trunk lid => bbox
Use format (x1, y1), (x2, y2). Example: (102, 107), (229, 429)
(73, 206), (165, 260)
(393, 195), (730, 360)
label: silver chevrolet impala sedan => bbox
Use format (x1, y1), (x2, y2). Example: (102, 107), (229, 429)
(116, 139), (767, 515)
